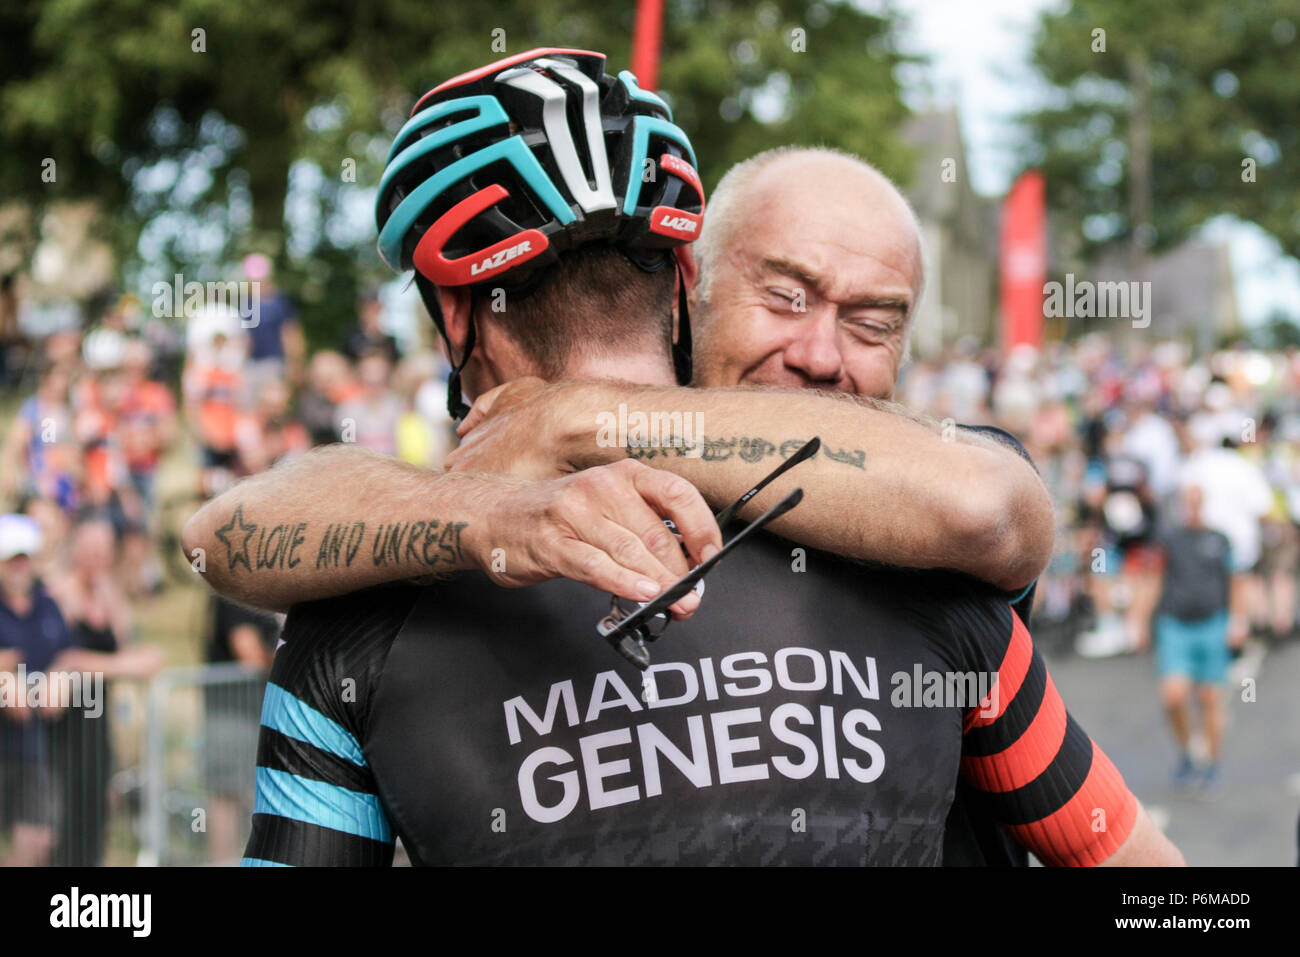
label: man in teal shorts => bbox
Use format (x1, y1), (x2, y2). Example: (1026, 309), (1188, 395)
(1153, 482), (1248, 795)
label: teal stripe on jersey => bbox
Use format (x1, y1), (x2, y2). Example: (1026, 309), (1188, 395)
(261, 682), (366, 766)
(254, 766), (393, 843)
(241, 857), (293, 867)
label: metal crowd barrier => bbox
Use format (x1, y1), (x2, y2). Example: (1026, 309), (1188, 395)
(0, 663), (267, 867)
(139, 663), (268, 866)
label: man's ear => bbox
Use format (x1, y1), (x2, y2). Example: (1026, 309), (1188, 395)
(673, 245), (698, 294)
(438, 285), (475, 362)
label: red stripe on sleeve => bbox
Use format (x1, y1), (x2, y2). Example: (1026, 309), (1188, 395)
(964, 611), (1033, 732)
(960, 672), (1068, 792)
(1003, 743), (1139, 867)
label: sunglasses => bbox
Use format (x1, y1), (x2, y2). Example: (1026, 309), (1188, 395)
(596, 437), (821, 670)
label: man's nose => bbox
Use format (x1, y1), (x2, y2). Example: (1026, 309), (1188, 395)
(782, 309), (845, 385)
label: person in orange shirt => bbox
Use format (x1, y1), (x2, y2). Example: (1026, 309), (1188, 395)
(183, 328), (247, 495)
(117, 340), (177, 510)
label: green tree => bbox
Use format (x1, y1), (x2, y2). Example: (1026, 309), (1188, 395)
(1, 0), (912, 347)
(1020, 0), (1300, 263)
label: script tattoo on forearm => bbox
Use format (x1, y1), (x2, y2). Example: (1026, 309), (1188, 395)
(368, 519), (467, 569)
(214, 505), (469, 574)
(627, 434), (866, 470)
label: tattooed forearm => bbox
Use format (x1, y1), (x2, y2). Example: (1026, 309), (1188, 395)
(627, 434), (865, 470)
(214, 505), (469, 574)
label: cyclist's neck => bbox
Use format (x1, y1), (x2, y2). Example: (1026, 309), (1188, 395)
(562, 353), (676, 387)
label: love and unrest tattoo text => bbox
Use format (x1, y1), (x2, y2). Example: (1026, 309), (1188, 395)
(626, 434), (866, 470)
(213, 505), (468, 574)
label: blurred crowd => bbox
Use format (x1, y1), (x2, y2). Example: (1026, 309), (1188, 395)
(901, 335), (1296, 657)
(3, 253), (1299, 857)
(0, 260), (454, 865)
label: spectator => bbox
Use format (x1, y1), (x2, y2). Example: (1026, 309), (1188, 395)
(1180, 418), (1272, 578)
(334, 350), (402, 455)
(297, 351), (358, 447)
(0, 514), (74, 866)
(1, 365), (80, 509)
(393, 353), (454, 468)
(47, 518), (163, 865)
(1153, 483), (1247, 795)
(116, 339), (176, 512)
(114, 339), (177, 594)
(236, 378), (309, 473)
(242, 254), (305, 394)
(0, 273), (21, 390)
(341, 286), (400, 365)
(182, 308), (247, 495)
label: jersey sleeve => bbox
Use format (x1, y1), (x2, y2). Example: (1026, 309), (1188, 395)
(947, 598), (1139, 866)
(242, 585), (419, 867)
(956, 424), (1040, 619)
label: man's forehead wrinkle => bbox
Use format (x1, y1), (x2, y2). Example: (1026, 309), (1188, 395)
(756, 243), (915, 308)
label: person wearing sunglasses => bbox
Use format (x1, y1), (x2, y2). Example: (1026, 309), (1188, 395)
(220, 50), (1180, 867)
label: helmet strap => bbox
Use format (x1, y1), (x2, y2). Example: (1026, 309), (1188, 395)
(414, 272), (475, 421)
(672, 257), (692, 386)
(445, 312), (477, 422)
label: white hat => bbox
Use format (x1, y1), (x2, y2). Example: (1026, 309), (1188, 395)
(0, 514), (42, 560)
(185, 303), (245, 352)
(83, 327), (127, 370)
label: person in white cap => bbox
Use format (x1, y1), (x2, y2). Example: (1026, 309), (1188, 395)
(1, 514), (165, 865)
(0, 513), (72, 865)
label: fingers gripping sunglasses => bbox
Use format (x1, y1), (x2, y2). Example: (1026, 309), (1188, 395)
(596, 437), (821, 670)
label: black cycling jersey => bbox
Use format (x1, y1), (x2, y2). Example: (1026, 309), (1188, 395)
(945, 423), (1038, 866)
(244, 532), (1133, 867)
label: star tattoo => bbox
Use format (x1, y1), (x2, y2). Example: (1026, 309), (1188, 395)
(214, 504), (258, 573)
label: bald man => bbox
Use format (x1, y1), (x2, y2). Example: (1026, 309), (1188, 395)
(690, 146), (924, 396)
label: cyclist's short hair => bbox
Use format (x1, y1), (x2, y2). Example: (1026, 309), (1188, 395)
(474, 244), (676, 378)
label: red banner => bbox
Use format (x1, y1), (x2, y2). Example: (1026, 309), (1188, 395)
(999, 170), (1047, 352)
(631, 0), (664, 90)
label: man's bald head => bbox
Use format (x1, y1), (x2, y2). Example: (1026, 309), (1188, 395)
(688, 147), (926, 399)
(694, 147), (925, 316)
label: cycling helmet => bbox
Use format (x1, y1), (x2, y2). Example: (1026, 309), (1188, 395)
(375, 48), (706, 418)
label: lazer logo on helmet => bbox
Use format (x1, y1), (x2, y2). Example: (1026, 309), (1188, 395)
(470, 239), (533, 277)
(658, 214), (697, 234)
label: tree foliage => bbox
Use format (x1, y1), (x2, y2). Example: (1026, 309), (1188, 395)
(1, 0), (912, 344)
(1020, 0), (1300, 262)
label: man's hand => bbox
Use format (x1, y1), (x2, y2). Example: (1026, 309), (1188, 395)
(455, 377), (550, 437)
(447, 378), (605, 479)
(477, 459), (721, 619)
